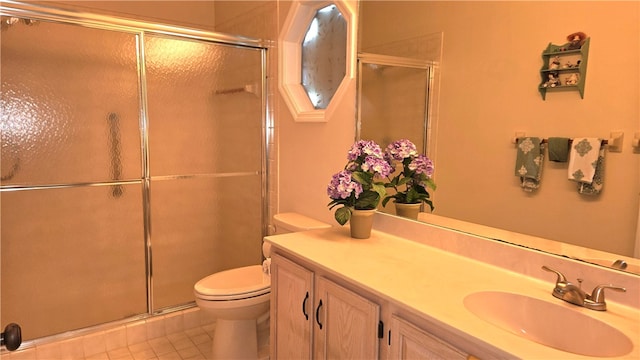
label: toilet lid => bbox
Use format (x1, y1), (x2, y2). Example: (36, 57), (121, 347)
(194, 265), (270, 301)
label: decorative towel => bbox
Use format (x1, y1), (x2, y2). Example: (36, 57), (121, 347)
(515, 137), (545, 192)
(548, 137), (570, 162)
(577, 146), (605, 195)
(568, 138), (602, 184)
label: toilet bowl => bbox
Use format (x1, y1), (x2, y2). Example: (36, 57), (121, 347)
(193, 213), (330, 359)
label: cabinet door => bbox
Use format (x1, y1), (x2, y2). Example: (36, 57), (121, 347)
(314, 276), (380, 359)
(390, 315), (467, 360)
(271, 253), (314, 359)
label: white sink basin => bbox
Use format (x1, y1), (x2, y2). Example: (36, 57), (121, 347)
(464, 291), (633, 357)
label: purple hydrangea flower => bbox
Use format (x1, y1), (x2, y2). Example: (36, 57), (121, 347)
(409, 154), (434, 178)
(348, 140), (383, 161)
(361, 156), (393, 178)
(384, 139), (418, 161)
(327, 170), (363, 200)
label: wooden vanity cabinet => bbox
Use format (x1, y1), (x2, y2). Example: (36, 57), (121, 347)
(270, 251), (476, 359)
(270, 252), (380, 359)
(389, 315), (468, 359)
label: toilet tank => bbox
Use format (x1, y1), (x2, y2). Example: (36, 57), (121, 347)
(272, 212), (331, 234)
(264, 213), (331, 258)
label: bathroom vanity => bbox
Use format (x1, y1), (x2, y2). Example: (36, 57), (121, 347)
(265, 217), (640, 359)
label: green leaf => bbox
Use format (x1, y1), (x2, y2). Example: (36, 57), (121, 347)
(424, 199), (434, 211)
(372, 183), (387, 201)
(354, 190), (379, 209)
(352, 171), (373, 185)
(334, 206), (351, 225)
(397, 177), (411, 186)
(425, 178), (437, 190)
(382, 194), (399, 207)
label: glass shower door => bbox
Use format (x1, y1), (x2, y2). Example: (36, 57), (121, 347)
(1, 19), (146, 340)
(144, 35), (265, 310)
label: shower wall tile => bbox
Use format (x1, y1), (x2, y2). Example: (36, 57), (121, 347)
(182, 308), (201, 330)
(32, 342), (59, 360)
(163, 312), (184, 335)
(146, 316), (166, 340)
(58, 337), (84, 359)
(125, 321), (147, 345)
(82, 332), (106, 357)
(104, 327), (127, 351)
(6, 348), (36, 360)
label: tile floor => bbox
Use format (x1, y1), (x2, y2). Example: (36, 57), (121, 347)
(1, 308), (269, 360)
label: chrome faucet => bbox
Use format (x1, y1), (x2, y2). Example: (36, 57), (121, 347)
(541, 266), (626, 311)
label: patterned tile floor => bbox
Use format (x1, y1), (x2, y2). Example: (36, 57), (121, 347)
(2, 323), (269, 360)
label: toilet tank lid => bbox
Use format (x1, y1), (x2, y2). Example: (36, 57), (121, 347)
(273, 212), (331, 232)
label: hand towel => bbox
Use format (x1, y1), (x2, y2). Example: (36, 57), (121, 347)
(515, 137), (545, 192)
(568, 138), (602, 183)
(577, 146), (605, 195)
(548, 137), (570, 162)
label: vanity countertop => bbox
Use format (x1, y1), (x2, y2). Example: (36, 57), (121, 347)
(265, 227), (640, 359)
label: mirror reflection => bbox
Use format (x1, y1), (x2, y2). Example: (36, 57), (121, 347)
(301, 4), (346, 109)
(357, 1), (640, 274)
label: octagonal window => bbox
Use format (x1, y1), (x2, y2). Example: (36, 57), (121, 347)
(301, 4), (347, 109)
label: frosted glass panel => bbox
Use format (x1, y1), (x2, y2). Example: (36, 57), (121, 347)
(150, 176), (263, 309)
(0, 184), (146, 340)
(145, 35), (263, 176)
(0, 19), (142, 186)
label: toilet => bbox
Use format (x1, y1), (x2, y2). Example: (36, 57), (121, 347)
(193, 212), (330, 359)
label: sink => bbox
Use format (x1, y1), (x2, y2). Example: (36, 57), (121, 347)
(464, 291), (633, 357)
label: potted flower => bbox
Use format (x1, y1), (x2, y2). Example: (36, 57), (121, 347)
(382, 139), (436, 219)
(327, 140), (392, 238)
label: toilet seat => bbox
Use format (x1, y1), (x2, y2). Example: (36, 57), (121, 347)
(194, 265), (270, 301)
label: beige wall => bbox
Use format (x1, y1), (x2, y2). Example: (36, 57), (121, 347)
(44, 1), (217, 30)
(355, 1), (640, 256)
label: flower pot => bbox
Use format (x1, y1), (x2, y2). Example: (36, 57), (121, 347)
(349, 209), (376, 239)
(394, 202), (421, 220)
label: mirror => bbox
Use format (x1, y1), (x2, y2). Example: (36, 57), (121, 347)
(357, 1), (640, 274)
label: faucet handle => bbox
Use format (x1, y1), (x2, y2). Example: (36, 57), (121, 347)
(590, 284), (626, 304)
(541, 265), (568, 283)
(542, 266), (571, 299)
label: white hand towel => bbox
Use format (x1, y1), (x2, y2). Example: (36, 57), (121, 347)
(568, 138), (602, 183)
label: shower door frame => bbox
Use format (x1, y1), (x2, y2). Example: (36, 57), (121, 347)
(356, 52), (436, 155)
(0, 0), (270, 327)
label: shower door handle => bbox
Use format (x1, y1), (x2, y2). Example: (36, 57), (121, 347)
(107, 112), (123, 198)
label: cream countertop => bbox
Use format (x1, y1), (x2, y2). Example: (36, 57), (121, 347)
(265, 227), (640, 359)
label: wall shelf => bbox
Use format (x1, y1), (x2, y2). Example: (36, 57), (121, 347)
(539, 37), (590, 100)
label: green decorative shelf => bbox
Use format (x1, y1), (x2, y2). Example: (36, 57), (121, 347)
(539, 37), (590, 100)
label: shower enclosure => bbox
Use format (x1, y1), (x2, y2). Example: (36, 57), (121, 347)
(1, 3), (268, 341)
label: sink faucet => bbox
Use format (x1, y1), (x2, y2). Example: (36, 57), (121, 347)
(541, 266), (626, 311)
